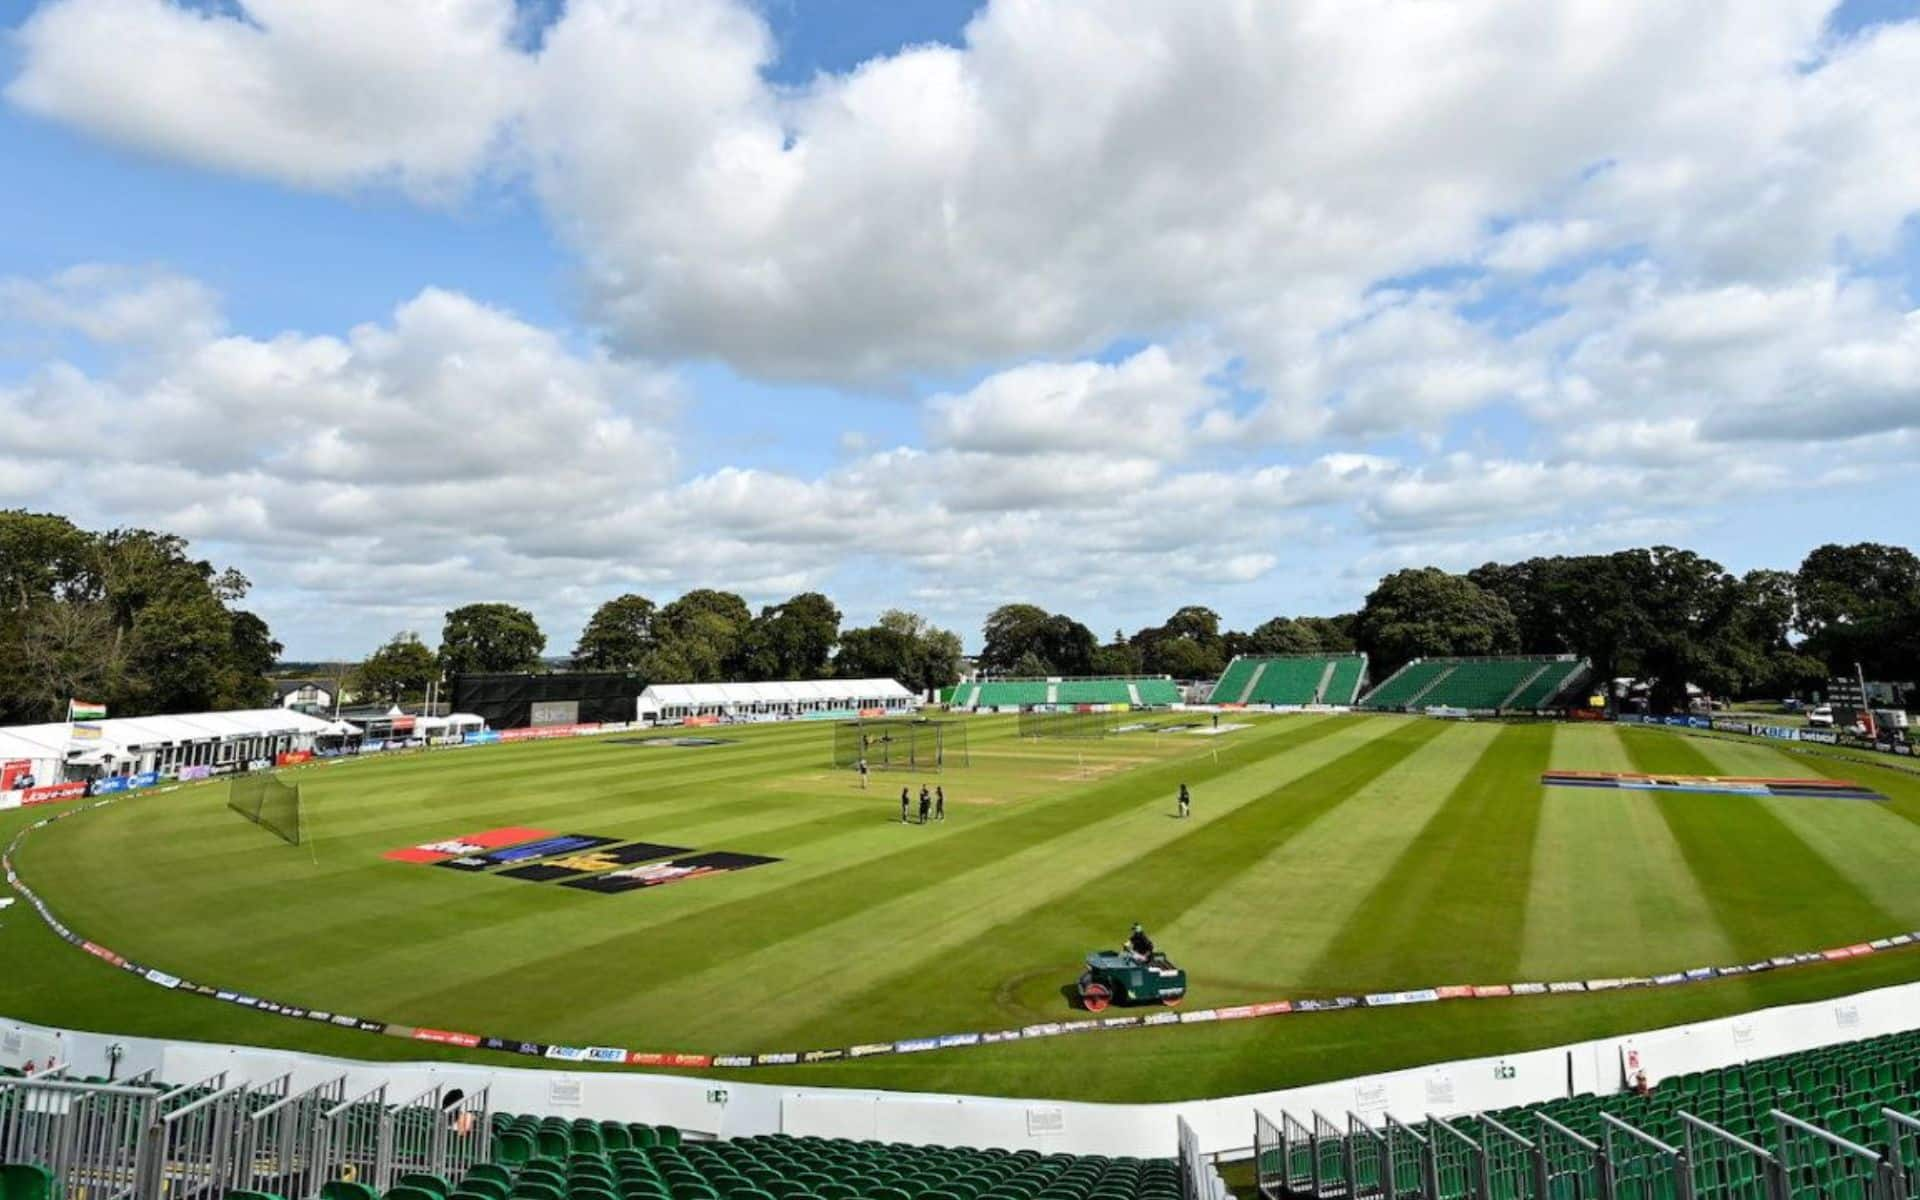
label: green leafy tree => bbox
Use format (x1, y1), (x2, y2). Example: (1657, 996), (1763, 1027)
(1354, 568), (1520, 677)
(0, 513), (281, 720)
(834, 609), (961, 694)
(571, 593), (657, 670)
(978, 603), (1053, 672)
(440, 603), (546, 675)
(359, 633), (441, 704)
(737, 591), (841, 680)
(1090, 628), (1144, 675)
(1795, 543), (1920, 681)
(646, 589), (753, 681)
(1242, 616), (1322, 655)
(1131, 605), (1227, 677)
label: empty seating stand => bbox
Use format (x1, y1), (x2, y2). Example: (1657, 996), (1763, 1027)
(1206, 656), (1368, 706)
(476, 1119), (1179, 1200)
(1261, 1028), (1920, 1200)
(1359, 657), (1588, 712)
(963, 678), (1178, 709)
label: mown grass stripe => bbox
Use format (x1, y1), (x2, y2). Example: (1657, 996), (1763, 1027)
(754, 716), (1452, 1048)
(1518, 724), (1735, 978)
(370, 716), (1365, 1029)
(1621, 729), (1904, 960)
(1679, 735), (1920, 930)
(1303, 722), (1553, 989)
(537, 716), (1414, 1045)
(1169, 720), (1502, 989)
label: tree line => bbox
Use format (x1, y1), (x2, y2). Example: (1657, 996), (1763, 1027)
(5, 508), (1914, 719)
(0, 511), (280, 723)
(354, 591), (964, 704)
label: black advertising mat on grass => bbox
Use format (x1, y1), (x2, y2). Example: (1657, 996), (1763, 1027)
(434, 833), (621, 872)
(499, 841), (691, 882)
(561, 850), (783, 894)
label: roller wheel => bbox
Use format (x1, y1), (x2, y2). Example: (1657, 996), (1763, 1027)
(1161, 993), (1184, 1007)
(1081, 982), (1112, 1013)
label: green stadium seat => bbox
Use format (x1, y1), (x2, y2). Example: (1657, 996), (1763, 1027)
(398, 1174), (451, 1197)
(324, 1182), (382, 1200)
(0, 1167), (56, 1200)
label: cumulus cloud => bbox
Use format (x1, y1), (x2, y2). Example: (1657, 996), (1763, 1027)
(8, 0), (528, 200)
(6, 1), (1920, 648)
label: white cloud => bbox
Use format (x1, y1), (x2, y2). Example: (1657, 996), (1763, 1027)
(8, 0), (528, 200)
(15, 0), (1917, 395)
(927, 345), (1222, 457)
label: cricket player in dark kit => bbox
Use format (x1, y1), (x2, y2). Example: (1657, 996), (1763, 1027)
(918, 784), (931, 824)
(900, 787), (910, 823)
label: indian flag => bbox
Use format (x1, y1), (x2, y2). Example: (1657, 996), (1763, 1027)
(68, 700), (107, 721)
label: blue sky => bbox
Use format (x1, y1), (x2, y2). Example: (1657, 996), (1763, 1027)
(2, 0), (1918, 659)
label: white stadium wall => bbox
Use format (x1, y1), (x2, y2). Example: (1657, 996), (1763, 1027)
(5, 976), (1916, 1158)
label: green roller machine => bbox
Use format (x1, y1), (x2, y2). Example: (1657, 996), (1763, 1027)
(1076, 950), (1187, 1012)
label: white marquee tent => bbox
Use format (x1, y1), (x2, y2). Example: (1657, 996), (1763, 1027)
(0, 708), (340, 787)
(637, 678), (916, 723)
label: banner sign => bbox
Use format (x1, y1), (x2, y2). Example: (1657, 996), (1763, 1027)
(1, 761), (31, 791)
(22, 782), (86, 806)
(275, 750), (313, 767)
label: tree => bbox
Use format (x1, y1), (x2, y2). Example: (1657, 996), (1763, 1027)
(737, 591), (841, 680)
(979, 603), (1054, 672)
(1010, 649), (1053, 677)
(571, 594), (657, 670)
(1468, 559), (1571, 656)
(834, 609), (961, 695)
(1795, 543), (1920, 682)
(1243, 617), (1323, 656)
(440, 603), (546, 675)
(1610, 547), (1740, 712)
(359, 633), (440, 704)
(1090, 628), (1144, 675)
(646, 589), (752, 681)
(1131, 605), (1227, 677)
(1354, 568), (1519, 676)
(0, 513), (282, 721)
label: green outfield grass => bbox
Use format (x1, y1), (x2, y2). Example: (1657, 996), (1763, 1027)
(4, 713), (1920, 1103)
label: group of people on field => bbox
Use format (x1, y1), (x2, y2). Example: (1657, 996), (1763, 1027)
(898, 783), (945, 823)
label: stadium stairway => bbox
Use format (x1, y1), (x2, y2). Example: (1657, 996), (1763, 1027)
(1401, 666), (1455, 708)
(1498, 663), (1552, 709)
(1126, 682), (1142, 706)
(1237, 662), (1267, 705)
(1311, 661), (1336, 704)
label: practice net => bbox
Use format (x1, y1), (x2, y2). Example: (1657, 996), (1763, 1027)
(1018, 708), (1115, 738)
(228, 773), (303, 845)
(832, 719), (969, 772)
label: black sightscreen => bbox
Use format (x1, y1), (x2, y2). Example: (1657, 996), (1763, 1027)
(448, 671), (644, 730)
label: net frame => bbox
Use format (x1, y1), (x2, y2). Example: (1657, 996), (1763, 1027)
(831, 719), (970, 771)
(227, 773), (302, 845)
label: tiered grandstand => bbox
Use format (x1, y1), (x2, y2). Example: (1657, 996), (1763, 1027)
(945, 676), (1181, 709)
(1206, 654), (1368, 707)
(1262, 1028), (1920, 1200)
(1358, 654), (1590, 712)
(0, 1068), (1195, 1200)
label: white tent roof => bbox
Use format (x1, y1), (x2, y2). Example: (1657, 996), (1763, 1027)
(640, 678), (913, 706)
(0, 709), (336, 761)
